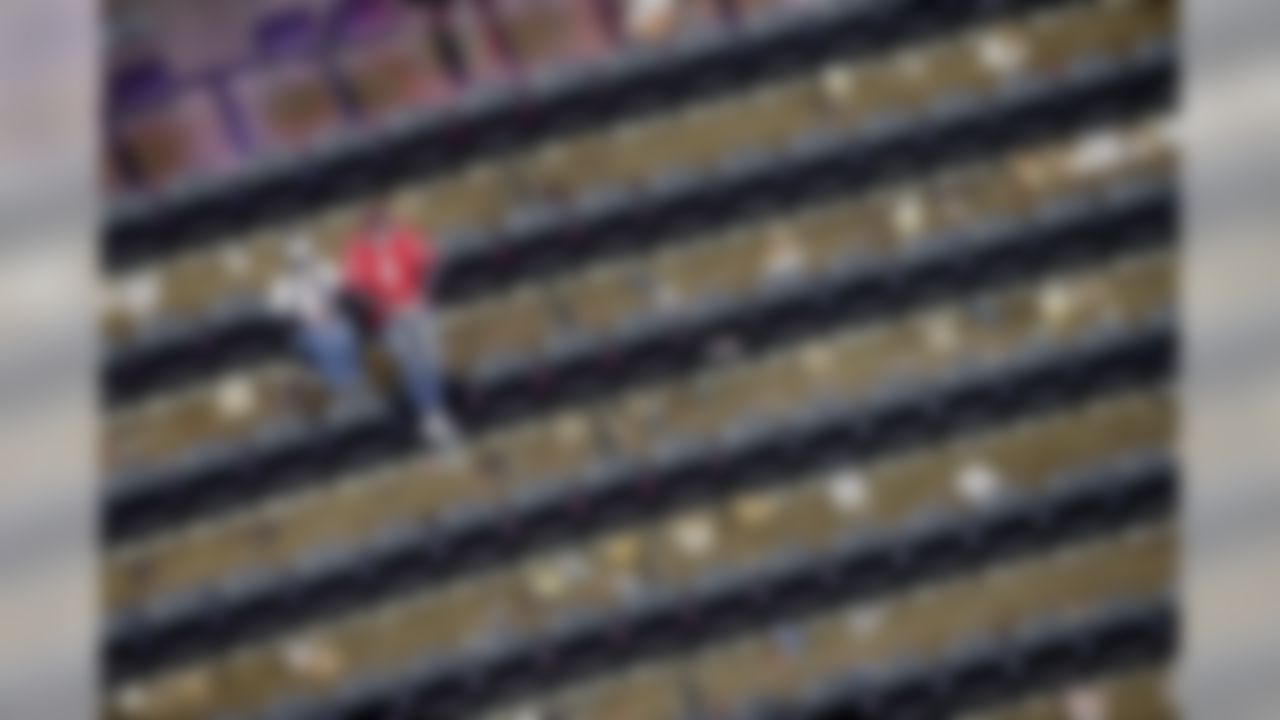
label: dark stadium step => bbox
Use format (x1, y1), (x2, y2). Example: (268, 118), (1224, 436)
(104, 173), (1176, 547)
(235, 453), (1177, 718)
(106, 313), (1176, 684)
(105, 0), (1079, 272)
(103, 36), (1176, 406)
(733, 593), (1175, 720)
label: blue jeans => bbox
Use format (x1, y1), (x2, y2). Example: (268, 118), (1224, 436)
(383, 305), (446, 418)
(296, 317), (365, 402)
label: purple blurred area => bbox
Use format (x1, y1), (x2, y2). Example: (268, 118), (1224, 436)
(103, 0), (811, 198)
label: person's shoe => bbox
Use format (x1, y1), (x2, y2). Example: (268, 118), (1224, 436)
(421, 413), (459, 447)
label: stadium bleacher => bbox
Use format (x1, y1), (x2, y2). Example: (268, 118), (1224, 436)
(100, 0), (1181, 718)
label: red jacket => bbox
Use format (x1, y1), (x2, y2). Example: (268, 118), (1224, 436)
(342, 224), (437, 323)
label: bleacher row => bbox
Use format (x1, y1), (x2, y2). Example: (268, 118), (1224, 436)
(104, 115), (1175, 486)
(104, 251), (1176, 632)
(108, 173), (1175, 545)
(112, 437), (1177, 718)
(256, 450), (1178, 719)
(109, 313), (1175, 678)
(106, 0), (1094, 264)
(104, 33), (1174, 408)
(723, 595), (1176, 720)
(104, 3), (1173, 400)
(100, 0), (1181, 718)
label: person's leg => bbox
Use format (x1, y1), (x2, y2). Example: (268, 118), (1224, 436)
(384, 306), (446, 417)
(299, 319), (367, 404)
(385, 305), (457, 444)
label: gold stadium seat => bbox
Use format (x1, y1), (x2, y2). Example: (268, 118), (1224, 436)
(396, 158), (527, 237)
(440, 285), (559, 370)
(493, 0), (611, 75)
(105, 362), (303, 472)
(683, 528), (1172, 715)
(549, 263), (655, 336)
(111, 87), (234, 195)
(103, 248), (1176, 613)
(472, 409), (604, 494)
(109, 150), (1173, 474)
(114, 99), (1155, 407)
(618, 0), (721, 46)
(105, 451), (503, 611)
(100, 0), (1173, 346)
(536, 663), (692, 720)
(334, 14), (454, 124)
(476, 524), (1173, 720)
(104, 370), (1174, 718)
(104, 322), (1172, 712)
(968, 668), (1174, 720)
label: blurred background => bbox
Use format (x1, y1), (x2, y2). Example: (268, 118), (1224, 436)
(100, 0), (1183, 718)
(5, 0), (1280, 718)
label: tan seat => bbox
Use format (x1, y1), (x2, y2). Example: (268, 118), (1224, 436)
(104, 363), (303, 473)
(441, 286), (556, 370)
(546, 663), (690, 720)
(336, 17), (453, 123)
(505, 536), (1173, 719)
(972, 668), (1174, 720)
(552, 262), (656, 335)
(620, 0), (722, 47)
(688, 526), (1171, 713)
(103, 0), (1170, 332)
(104, 0), (1172, 622)
(104, 452), (500, 612)
(235, 60), (346, 155)
(104, 391), (1174, 719)
(104, 247), (1176, 611)
(104, 0), (1173, 341)
(112, 83), (236, 193)
(478, 409), (602, 496)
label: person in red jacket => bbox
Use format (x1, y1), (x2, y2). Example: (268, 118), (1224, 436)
(342, 204), (457, 445)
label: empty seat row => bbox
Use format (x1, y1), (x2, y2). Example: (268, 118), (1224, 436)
(949, 667), (1173, 720)
(104, 0), (1175, 350)
(473, 544), (1173, 720)
(103, 113), (1176, 473)
(104, 175), (1175, 545)
(103, 252), (1175, 617)
(107, 392), (1171, 719)
(110, 0), (764, 196)
(103, 37), (1176, 404)
(107, 372), (1171, 658)
(105, 0), (1093, 268)
(105, 315), (1176, 683)
(738, 594), (1175, 720)
(209, 455), (1175, 720)
(109, 501), (1174, 720)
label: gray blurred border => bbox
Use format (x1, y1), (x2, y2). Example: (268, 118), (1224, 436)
(1183, 0), (1280, 718)
(0, 0), (1277, 718)
(0, 0), (96, 718)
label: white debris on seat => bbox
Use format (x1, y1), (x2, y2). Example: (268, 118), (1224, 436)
(827, 468), (871, 514)
(821, 64), (858, 102)
(845, 603), (886, 637)
(955, 459), (1003, 505)
(672, 512), (717, 556)
(214, 375), (256, 420)
(118, 271), (161, 320)
(1071, 129), (1128, 177)
(893, 191), (927, 239)
(976, 31), (1027, 76)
